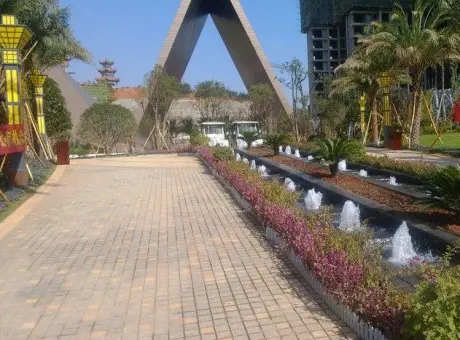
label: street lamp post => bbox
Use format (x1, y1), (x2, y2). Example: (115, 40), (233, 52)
(28, 70), (48, 157)
(358, 93), (367, 141)
(0, 15), (33, 186)
(377, 72), (392, 148)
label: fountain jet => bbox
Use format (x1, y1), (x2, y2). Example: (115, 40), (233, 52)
(339, 201), (361, 231)
(338, 159), (347, 171)
(304, 189), (323, 210)
(358, 170), (368, 177)
(390, 222), (417, 265)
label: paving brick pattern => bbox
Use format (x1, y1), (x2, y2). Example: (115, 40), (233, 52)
(0, 155), (355, 339)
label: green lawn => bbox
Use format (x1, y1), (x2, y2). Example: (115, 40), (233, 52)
(419, 132), (460, 149)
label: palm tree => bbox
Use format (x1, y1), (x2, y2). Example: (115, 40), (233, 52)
(440, 0), (460, 31)
(265, 133), (295, 156)
(0, 0), (90, 72)
(238, 131), (259, 149)
(315, 138), (364, 176)
(332, 48), (409, 145)
(360, 0), (460, 147)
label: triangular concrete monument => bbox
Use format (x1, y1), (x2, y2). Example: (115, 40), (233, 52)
(157, 0), (291, 115)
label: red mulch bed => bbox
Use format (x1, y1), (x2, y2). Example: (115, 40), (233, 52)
(247, 148), (460, 235)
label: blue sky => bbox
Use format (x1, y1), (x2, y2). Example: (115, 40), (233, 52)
(61, 0), (308, 94)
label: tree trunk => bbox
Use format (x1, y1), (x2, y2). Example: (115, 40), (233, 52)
(410, 81), (423, 147)
(371, 99), (379, 145)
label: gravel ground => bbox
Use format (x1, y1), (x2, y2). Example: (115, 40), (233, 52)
(0, 156), (55, 212)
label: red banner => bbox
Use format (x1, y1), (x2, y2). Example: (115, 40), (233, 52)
(0, 124), (26, 155)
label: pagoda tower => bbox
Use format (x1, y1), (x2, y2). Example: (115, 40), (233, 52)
(96, 58), (119, 87)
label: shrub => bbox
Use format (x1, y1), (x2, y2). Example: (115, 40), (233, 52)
(43, 78), (72, 139)
(78, 103), (136, 153)
(416, 166), (460, 220)
(238, 131), (259, 149)
(404, 245), (460, 339)
(315, 138), (364, 176)
(70, 147), (89, 156)
(264, 133), (295, 155)
(422, 125), (435, 135)
(190, 133), (210, 146)
(212, 147), (233, 161)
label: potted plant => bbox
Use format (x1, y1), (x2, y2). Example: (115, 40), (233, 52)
(315, 138), (364, 176)
(264, 133), (295, 155)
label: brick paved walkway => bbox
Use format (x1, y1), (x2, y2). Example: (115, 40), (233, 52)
(0, 155), (354, 340)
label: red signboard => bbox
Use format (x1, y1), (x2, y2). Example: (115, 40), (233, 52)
(454, 103), (460, 123)
(0, 124), (26, 155)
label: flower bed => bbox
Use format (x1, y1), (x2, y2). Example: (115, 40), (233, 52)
(246, 148), (460, 234)
(198, 147), (406, 338)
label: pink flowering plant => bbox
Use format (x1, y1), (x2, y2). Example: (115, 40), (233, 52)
(198, 147), (408, 337)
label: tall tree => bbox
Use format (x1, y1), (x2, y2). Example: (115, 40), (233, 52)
(248, 83), (275, 133)
(361, 0), (460, 146)
(180, 82), (193, 95)
(141, 65), (181, 149)
(194, 80), (229, 121)
(274, 58), (309, 141)
(316, 75), (351, 138)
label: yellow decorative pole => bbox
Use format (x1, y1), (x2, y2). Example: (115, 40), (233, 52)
(377, 72), (392, 148)
(358, 93), (367, 140)
(0, 15), (33, 186)
(29, 70), (47, 151)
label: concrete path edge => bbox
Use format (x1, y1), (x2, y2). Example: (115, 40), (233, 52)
(0, 165), (66, 240)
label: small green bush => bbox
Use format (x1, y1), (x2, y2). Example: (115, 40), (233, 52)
(404, 247), (460, 340)
(213, 147), (233, 161)
(190, 133), (210, 146)
(422, 125), (435, 135)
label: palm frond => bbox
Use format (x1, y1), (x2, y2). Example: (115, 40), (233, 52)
(416, 166), (460, 218)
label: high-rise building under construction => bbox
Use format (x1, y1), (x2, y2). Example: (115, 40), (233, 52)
(300, 0), (412, 112)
